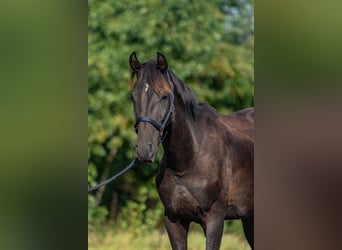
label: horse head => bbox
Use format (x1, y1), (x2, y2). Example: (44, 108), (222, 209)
(129, 52), (174, 162)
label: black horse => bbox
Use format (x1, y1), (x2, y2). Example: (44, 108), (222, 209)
(129, 52), (254, 250)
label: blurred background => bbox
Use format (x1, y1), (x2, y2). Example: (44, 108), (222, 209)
(88, 0), (254, 249)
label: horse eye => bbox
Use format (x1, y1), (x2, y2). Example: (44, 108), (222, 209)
(161, 95), (168, 100)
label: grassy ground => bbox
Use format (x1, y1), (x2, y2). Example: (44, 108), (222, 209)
(89, 227), (250, 250)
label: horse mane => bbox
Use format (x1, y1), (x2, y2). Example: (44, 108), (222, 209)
(168, 69), (220, 121)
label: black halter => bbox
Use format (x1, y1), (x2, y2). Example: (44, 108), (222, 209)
(134, 71), (175, 144)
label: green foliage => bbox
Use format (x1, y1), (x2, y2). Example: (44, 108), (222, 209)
(225, 220), (245, 235)
(88, 195), (109, 232)
(116, 176), (164, 235)
(222, 0), (254, 44)
(88, 0), (254, 236)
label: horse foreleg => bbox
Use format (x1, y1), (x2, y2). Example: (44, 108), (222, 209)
(242, 216), (254, 249)
(164, 213), (189, 250)
(203, 214), (225, 250)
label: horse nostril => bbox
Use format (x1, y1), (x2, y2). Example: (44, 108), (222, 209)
(136, 142), (155, 162)
(147, 143), (154, 159)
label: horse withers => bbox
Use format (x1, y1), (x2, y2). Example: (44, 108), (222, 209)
(129, 52), (254, 250)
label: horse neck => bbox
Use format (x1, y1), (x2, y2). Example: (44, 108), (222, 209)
(162, 92), (198, 166)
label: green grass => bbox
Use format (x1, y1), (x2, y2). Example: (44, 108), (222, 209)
(88, 226), (250, 250)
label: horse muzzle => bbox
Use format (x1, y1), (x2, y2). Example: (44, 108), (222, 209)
(136, 142), (157, 163)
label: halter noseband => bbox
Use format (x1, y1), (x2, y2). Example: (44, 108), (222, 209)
(134, 71), (175, 144)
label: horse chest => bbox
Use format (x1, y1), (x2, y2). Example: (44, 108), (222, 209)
(169, 185), (200, 216)
(157, 172), (219, 220)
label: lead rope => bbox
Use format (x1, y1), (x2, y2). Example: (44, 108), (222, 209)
(88, 158), (138, 192)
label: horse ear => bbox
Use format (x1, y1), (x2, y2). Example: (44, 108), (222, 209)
(129, 52), (141, 71)
(156, 52), (168, 72)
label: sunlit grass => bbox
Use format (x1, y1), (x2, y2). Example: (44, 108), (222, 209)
(88, 226), (250, 250)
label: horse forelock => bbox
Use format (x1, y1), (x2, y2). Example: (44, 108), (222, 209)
(131, 60), (172, 95)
